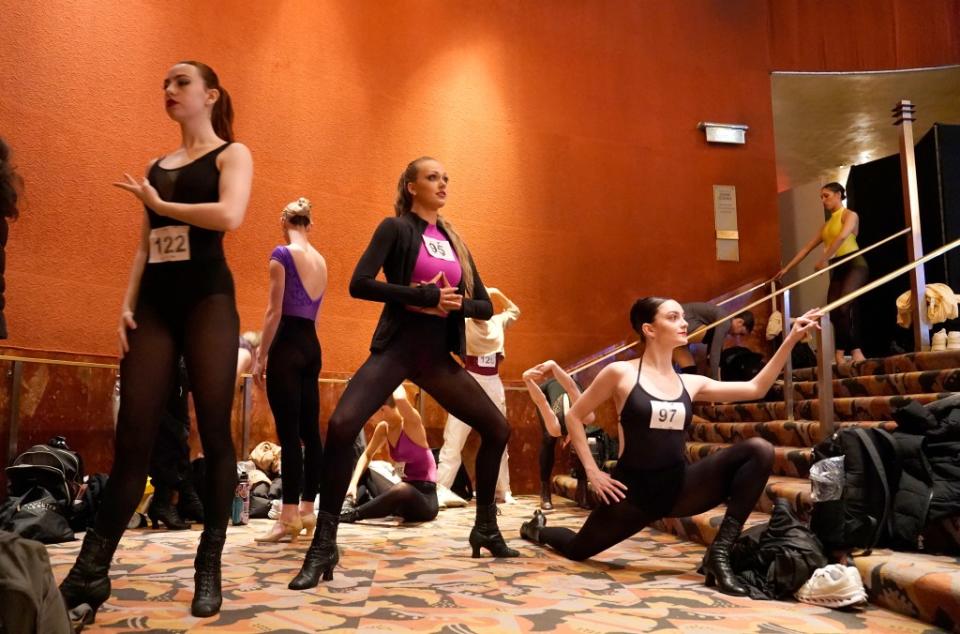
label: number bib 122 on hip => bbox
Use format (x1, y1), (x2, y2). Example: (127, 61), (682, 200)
(149, 225), (191, 263)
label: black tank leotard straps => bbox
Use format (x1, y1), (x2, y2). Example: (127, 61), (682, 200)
(617, 357), (693, 472)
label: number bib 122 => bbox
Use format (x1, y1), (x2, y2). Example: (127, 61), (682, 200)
(422, 235), (455, 261)
(649, 400), (686, 430)
(149, 225), (191, 263)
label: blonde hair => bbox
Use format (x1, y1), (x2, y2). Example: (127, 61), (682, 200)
(393, 157), (475, 297)
(282, 197), (312, 225)
(241, 330), (262, 349)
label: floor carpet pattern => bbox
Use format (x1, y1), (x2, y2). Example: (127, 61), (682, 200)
(47, 498), (945, 633)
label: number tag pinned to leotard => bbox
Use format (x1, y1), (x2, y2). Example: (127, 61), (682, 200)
(422, 235), (456, 261)
(477, 353), (497, 368)
(148, 225), (190, 263)
(649, 400), (685, 430)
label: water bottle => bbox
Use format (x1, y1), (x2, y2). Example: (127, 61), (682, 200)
(232, 469), (250, 525)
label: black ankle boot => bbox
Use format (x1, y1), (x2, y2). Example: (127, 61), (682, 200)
(289, 511), (340, 590)
(191, 528), (227, 617)
(520, 509), (547, 543)
(339, 508), (358, 524)
(58, 528), (120, 620)
(702, 516), (748, 596)
(468, 503), (519, 558)
(539, 482), (554, 511)
(178, 481), (205, 523)
(148, 485), (191, 530)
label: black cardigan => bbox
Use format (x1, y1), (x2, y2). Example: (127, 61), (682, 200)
(349, 212), (492, 354)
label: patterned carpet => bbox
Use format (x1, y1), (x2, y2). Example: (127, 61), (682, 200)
(46, 497), (945, 633)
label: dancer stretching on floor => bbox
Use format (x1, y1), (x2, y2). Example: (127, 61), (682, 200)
(59, 61), (253, 620)
(289, 156), (517, 591)
(340, 386), (438, 524)
(520, 297), (821, 596)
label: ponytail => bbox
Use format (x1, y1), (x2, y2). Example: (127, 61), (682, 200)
(180, 60), (235, 143)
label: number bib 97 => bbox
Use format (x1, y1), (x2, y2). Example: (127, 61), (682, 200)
(422, 235), (455, 261)
(149, 225), (191, 263)
(649, 400), (686, 430)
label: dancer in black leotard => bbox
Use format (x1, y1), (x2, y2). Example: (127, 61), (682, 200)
(289, 156), (517, 591)
(520, 298), (820, 596)
(59, 61), (253, 621)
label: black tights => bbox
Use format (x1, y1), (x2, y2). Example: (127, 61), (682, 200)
(827, 256), (869, 352)
(539, 429), (559, 483)
(539, 437), (773, 561)
(94, 294), (239, 540)
(266, 316), (323, 505)
(354, 480), (438, 523)
(317, 314), (509, 516)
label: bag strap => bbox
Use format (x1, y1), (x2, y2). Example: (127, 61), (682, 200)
(852, 428), (892, 551)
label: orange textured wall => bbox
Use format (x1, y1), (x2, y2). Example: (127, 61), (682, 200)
(768, 0), (960, 71)
(1, 1), (957, 378)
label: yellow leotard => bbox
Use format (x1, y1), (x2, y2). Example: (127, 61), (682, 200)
(821, 207), (859, 258)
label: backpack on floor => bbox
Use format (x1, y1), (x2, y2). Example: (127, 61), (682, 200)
(6, 437), (84, 508)
(810, 427), (901, 552)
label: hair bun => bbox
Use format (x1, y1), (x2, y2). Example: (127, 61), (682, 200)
(283, 197), (312, 219)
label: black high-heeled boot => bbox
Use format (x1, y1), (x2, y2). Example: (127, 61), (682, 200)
(701, 516), (748, 596)
(289, 511), (340, 590)
(191, 528), (227, 617)
(148, 484), (191, 530)
(539, 482), (554, 511)
(58, 528), (120, 621)
(520, 509), (547, 543)
(468, 503), (520, 558)
(177, 480), (205, 523)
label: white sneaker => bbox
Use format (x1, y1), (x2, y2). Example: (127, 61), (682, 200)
(932, 329), (948, 352)
(268, 499), (282, 520)
(948, 331), (960, 351)
(795, 564), (867, 608)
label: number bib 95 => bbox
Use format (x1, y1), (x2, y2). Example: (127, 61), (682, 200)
(649, 400), (686, 430)
(422, 235), (455, 261)
(149, 226), (190, 263)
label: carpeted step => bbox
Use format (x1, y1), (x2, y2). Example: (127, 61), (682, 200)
(650, 504), (769, 546)
(685, 441), (814, 478)
(553, 472), (813, 519)
(853, 549), (960, 632)
(695, 393), (951, 423)
(688, 419), (897, 447)
(762, 475), (812, 519)
(791, 349), (960, 381)
(792, 368), (960, 399)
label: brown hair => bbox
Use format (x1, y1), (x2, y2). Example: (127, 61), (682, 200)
(282, 197), (312, 227)
(0, 138), (22, 220)
(393, 157), (475, 297)
(179, 61), (234, 143)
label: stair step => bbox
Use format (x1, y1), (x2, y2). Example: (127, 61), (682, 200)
(695, 393), (951, 423)
(686, 442), (814, 478)
(792, 368), (960, 399)
(689, 419), (896, 447)
(650, 505), (768, 546)
(853, 549), (960, 631)
(791, 349), (960, 380)
(762, 475), (812, 519)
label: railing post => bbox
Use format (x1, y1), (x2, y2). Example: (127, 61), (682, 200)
(816, 313), (835, 442)
(241, 375), (252, 459)
(893, 99), (929, 352)
(781, 288), (794, 422)
(7, 360), (23, 466)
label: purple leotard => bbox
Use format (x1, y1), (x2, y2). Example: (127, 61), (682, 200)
(388, 429), (437, 483)
(270, 246), (322, 320)
(409, 224), (462, 288)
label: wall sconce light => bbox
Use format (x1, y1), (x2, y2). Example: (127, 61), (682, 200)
(697, 121), (749, 145)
